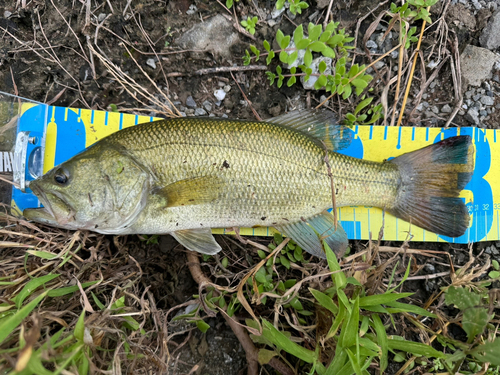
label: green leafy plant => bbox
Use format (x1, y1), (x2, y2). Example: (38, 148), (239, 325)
(344, 97), (384, 126)
(277, 0), (309, 15)
(244, 242), (444, 374)
(241, 16), (258, 35)
(441, 285), (500, 373)
(244, 21), (380, 124)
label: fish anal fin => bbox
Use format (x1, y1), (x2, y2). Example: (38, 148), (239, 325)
(171, 228), (222, 255)
(154, 176), (224, 208)
(266, 109), (352, 151)
(275, 211), (348, 259)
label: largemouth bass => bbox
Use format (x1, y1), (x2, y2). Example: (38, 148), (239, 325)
(23, 111), (474, 258)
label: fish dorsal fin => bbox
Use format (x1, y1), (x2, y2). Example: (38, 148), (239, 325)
(171, 228), (222, 255)
(275, 211), (348, 259)
(266, 110), (352, 151)
(154, 176), (224, 208)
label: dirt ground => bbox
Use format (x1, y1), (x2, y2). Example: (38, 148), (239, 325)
(0, 0), (499, 374)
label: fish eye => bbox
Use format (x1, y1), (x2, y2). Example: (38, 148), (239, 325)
(54, 168), (69, 185)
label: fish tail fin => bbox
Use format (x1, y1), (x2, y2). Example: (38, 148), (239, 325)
(388, 135), (474, 237)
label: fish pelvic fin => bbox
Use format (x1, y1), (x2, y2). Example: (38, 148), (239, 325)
(171, 228), (222, 255)
(275, 211), (348, 259)
(388, 135), (474, 237)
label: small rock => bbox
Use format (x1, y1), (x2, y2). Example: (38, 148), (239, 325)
(271, 6), (285, 19)
(316, 0), (331, 9)
(221, 114), (228, 118)
(146, 58), (156, 69)
(465, 90), (474, 99)
(186, 4), (197, 15)
(460, 45), (498, 87)
(286, 9), (297, 19)
(202, 100), (212, 112)
(471, 0), (482, 10)
(390, 50), (399, 59)
(431, 105), (439, 114)
(194, 108), (207, 116)
(466, 108), (480, 124)
(366, 40), (378, 50)
(441, 104), (452, 113)
(285, 41), (306, 69)
(427, 60), (439, 69)
(374, 61), (385, 69)
(300, 57), (332, 90)
(480, 109), (488, 116)
(481, 96), (495, 106)
(425, 263), (436, 273)
(179, 112), (187, 117)
(185, 108), (195, 115)
(98, 13), (107, 22)
(186, 96), (197, 108)
(308, 11), (319, 21)
(176, 14), (239, 58)
(4, 10), (12, 18)
(485, 246), (493, 254)
(483, 81), (491, 91)
(430, 81), (437, 89)
(473, 94), (482, 102)
(223, 352), (233, 364)
(209, 113), (216, 117)
(267, 19), (277, 27)
(223, 85), (231, 93)
(479, 9), (500, 50)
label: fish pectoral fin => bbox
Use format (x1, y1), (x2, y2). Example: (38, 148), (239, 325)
(154, 176), (224, 208)
(171, 228), (222, 255)
(275, 211), (348, 259)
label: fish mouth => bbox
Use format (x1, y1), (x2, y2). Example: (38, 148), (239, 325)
(24, 183), (75, 227)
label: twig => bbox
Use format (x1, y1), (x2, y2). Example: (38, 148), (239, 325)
(395, 6), (430, 127)
(186, 251), (294, 375)
(323, 0), (335, 28)
(445, 33), (462, 128)
(316, 43), (402, 109)
(230, 71), (262, 121)
(166, 65), (268, 78)
(321, 142), (337, 230)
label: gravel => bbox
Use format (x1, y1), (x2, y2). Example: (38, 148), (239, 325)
(186, 96), (197, 108)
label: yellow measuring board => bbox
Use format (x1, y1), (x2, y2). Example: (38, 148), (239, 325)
(13, 104), (497, 243)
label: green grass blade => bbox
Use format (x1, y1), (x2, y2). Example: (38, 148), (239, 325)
(340, 296), (359, 348)
(384, 301), (436, 317)
(324, 242), (347, 289)
(47, 281), (99, 297)
(358, 292), (413, 307)
(387, 338), (445, 358)
(0, 291), (47, 344)
(346, 348), (363, 375)
(12, 274), (59, 308)
(261, 319), (317, 363)
(325, 347), (348, 375)
(309, 288), (338, 314)
(371, 314), (388, 373)
(26, 250), (57, 259)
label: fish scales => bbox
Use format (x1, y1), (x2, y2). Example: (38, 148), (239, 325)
(102, 118), (399, 233)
